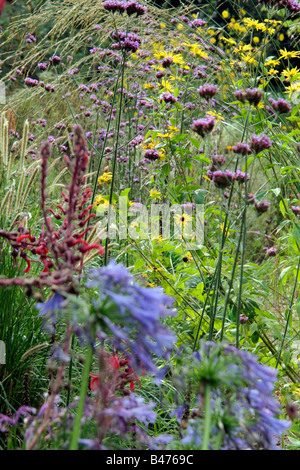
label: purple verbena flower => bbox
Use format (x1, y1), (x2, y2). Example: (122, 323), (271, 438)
(198, 84), (218, 100)
(191, 115), (215, 137)
(269, 97), (292, 114)
(250, 134), (273, 154)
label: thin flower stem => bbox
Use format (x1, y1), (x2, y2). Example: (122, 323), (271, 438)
(201, 383), (211, 451)
(104, 54), (126, 266)
(69, 343), (93, 450)
(275, 254), (300, 368)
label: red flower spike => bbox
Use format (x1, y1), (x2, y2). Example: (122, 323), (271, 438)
(48, 208), (62, 220)
(22, 256), (32, 273)
(56, 205), (66, 215)
(0, 0), (6, 15)
(89, 373), (99, 391)
(78, 213), (96, 227)
(130, 381), (135, 391)
(16, 234), (35, 244)
(110, 355), (120, 369)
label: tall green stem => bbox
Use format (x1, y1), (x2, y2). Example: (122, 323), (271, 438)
(104, 55), (126, 266)
(202, 383), (212, 451)
(275, 255), (300, 368)
(69, 344), (93, 450)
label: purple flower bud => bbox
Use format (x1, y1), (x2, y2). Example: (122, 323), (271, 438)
(191, 115), (215, 137)
(234, 169), (250, 183)
(198, 84), (218, 100)
(234, 89), (247, 103)
(269, 97), (292, 114)
(232, 142), (252, 155)
(25, 77), (39, 87)
(160, 92), (178, 104)
(255, 199), (271, 214)
(240, 313), (249, 324)
(250, 133), (273, 154)
(49, 55), (61, 65)
(211, 169), (234, 188)
(245, 87), (263, 106)
(264, 246), (277, 256)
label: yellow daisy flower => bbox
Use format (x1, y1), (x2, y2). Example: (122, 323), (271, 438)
(150, 189), (162, 200)
(279, 48), (300, 60)
(281, 67), (300, 82)
(98, 172), (113, 185)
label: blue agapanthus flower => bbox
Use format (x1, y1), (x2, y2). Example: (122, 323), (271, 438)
(178, 341), (291, 450)
(36, 291), (65, 332)
(86, 259), (176, 377)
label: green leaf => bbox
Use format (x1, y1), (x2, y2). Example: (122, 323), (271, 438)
(249, 323), (258, 335)
(161, 163), (172, 175)
(292, 223), (300, 245)
(134, 258), (145, 270)
(188, 136), (200, 150)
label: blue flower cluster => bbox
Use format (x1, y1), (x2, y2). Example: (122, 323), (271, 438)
(86, 260), (176, 377)
(178, 341), (290, 450)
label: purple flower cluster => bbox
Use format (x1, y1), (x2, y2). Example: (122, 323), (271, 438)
(209, 154), (226, 171)
(234, 169), (250, 183)
(207, 168), (250, 187)
(234, 89), (247, 103)
(38, 62), (48, 71)
(208, 169), (235, 188)
(258, 0), (300, 13)
(264, 246), (277, 256)
(269, 97), (292, 114)
(102, 0), (147, 16)
(232, 142), (252, 155)
(25, 33), (36, 44)
(161, 56), (173, 68)
(189, 18), (207, 28)
(161, 92), (178, 103)
(250, 133), (273, 154)
(291, 205), (300, 216)
(111, 30), (141, 53)
(191, 115), (215, 137)
(86, 260), (176, 377)
(245, 88), (263, 106)
(198, 84), (218, 100)
(254, 199), (271, 214)
(240, 313), (249, 324)
(144, 148), (160, 161)
(25, 77), (39, 87)
(234, 88), (263, 106)
(49, 55), (61, 66)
